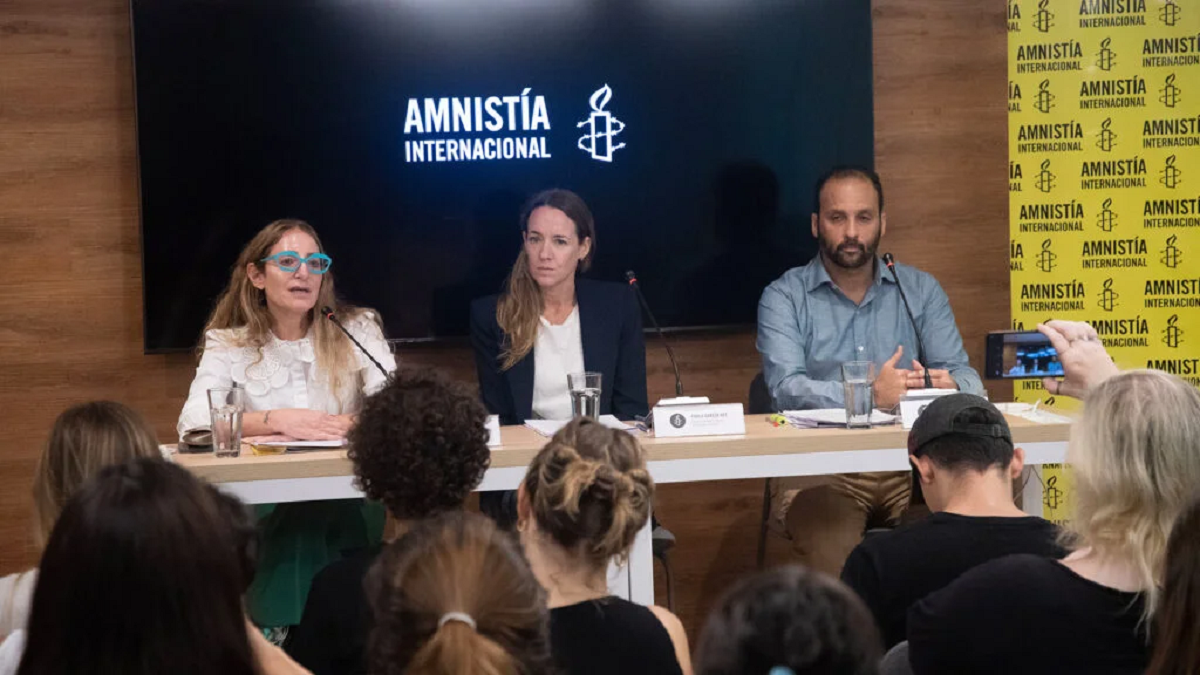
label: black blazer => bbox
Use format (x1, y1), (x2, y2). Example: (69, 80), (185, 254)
(470, 278), (649, 425)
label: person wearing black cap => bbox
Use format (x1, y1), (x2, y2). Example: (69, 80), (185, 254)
(839, 393), (1063, 649)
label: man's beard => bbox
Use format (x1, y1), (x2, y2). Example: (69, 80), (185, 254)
(821, 236), (879, 270)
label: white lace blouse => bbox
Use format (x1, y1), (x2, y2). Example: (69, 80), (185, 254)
(177, 313), (396, 438)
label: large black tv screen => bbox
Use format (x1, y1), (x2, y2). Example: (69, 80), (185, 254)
(133, 0), (874, 351)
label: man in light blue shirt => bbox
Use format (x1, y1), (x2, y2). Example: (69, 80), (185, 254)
(757, 166), (983, 576)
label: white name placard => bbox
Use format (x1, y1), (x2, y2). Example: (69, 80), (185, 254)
(653, 403), (746, 438)
(899, 389), (959, 429)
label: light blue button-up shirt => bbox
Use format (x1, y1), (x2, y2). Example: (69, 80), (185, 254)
(757, 256), (983, 410)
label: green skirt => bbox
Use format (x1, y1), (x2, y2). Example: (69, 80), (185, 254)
(246, 499), (386, 627)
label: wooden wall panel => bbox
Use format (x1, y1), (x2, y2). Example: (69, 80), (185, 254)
(0, 0), (1009, 637)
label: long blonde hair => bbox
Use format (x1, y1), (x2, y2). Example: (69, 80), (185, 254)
(202, 219), (379, 399)
(496, 190), (595, 370)
(32, 401), (161, 548)
(366, 512), (552, 675)
(522, 417), (653, 568)
(1065, 369), (1200, 622)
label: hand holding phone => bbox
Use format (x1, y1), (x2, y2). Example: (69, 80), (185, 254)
(1036, 321), (1119, 398)
(985, 331), (1064, 379)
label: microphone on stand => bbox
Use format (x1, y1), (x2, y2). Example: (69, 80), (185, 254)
(321, 306), (391, 380)
(625, 270), (684, 397)
(882, 254), (933, 389)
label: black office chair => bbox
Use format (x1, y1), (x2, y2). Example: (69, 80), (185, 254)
(747, 372), (775, 570)
(651, 518), (675, 612)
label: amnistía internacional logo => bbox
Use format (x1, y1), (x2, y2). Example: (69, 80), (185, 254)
(400, 85), (628, 164)
(577, 84), (626, 163)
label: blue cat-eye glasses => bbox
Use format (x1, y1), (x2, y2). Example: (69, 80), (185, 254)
(260, 251), (333, 274)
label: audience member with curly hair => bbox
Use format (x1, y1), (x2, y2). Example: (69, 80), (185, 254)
(693, 565), (882, 675)
(517, 417), (691, 675)
(365, 511), (553, 675)
(284, 367), (492, 675)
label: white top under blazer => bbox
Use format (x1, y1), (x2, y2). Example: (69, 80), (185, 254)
(531, 306), (586, 421)
(177, 312), (395, 438)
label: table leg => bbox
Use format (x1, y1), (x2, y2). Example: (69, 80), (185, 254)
(604, 517), (654, 604)
(627, 517), (655, 604)
(1021, 466), (1044, 517)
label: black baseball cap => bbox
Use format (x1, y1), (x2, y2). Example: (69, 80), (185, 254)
(907, 394), (1012, 456)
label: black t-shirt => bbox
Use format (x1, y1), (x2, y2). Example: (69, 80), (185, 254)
(840, 511), (1064, 648)
(550, 597), (682, 675)
(283, 546), (379, 675)
(907, 554), (1149, 675)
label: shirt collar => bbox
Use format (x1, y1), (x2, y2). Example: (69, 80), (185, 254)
(804, 254), (894, 293)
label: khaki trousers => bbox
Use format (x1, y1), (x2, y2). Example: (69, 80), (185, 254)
(771, 471), (912, 577)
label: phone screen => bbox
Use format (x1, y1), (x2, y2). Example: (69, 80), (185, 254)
(985, 331), (1063, 379)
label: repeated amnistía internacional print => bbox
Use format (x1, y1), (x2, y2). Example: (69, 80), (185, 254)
(1007, 0), (1198, 521)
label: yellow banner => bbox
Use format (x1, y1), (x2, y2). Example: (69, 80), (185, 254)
(1008, 0), (1199, 517)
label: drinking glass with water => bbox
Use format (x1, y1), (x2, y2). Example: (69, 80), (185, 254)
(207, 387), (245, 457)
(568, 371), (602, 420)
(842, 361), (876, 429)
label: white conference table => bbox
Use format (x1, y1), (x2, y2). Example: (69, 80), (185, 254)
(174, 414), (1072, 605)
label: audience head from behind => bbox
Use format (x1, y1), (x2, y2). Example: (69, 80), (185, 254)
(694, 565), (882, 675)
(347, 366), (491, 524)
(1068, 369), (1200, 622)
(33, 400), (161, 548)
(518, 416), (652, 580)
(365, 511), (552, 675)
(1146, 494), (1200, 675)
(907, 394), (1024, 516)
(283, 367), (490, 675)
(17, 458), (259, 675)
(517, 418), (691, 675)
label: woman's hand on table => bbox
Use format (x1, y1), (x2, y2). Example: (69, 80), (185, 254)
(267, 409), (350, 441)
(332, 414), (357, 436)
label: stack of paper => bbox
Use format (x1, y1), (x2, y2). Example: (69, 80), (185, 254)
(992, 403), (1074, 425)
(524, 415), (632, 437)
(249, 438), (345, 449)
(780, 409), (898, 428)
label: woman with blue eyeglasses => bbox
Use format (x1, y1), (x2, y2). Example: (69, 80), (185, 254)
(178, 218), (395, 637)
(179, 219), (393, 438)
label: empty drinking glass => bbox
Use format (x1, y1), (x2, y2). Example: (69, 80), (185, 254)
(568, 371), (602, 420)
(208, 387), (245, 457)
(842, 361), (876, 429)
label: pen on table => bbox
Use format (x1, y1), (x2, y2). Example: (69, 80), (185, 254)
(767, 414), (789, 428)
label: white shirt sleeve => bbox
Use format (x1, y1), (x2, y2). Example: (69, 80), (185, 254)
(0, 570), (36, 637)
(0, 629), (25, 675)
(352, 312), (396, 397)
(177, 331), (235, 438)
